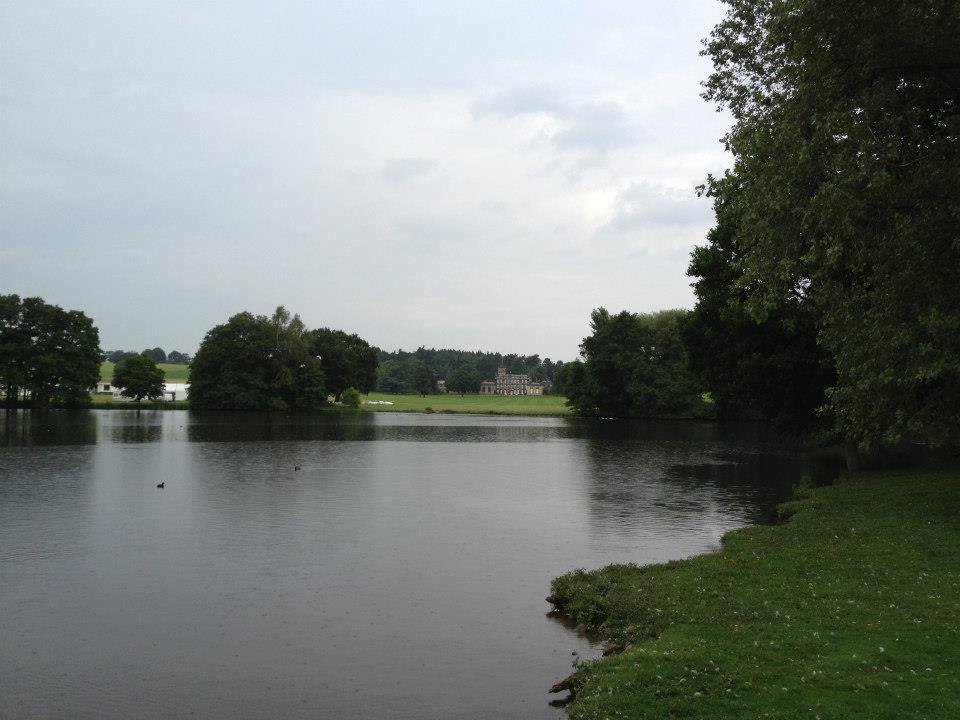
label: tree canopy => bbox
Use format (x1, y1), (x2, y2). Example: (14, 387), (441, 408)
(699, 0), (960, 448)
(566, 308), (707, 418)
(0, 294), (101, 406)
(188, 307), (326, 411)
(412, 362), (436, 396)
(446, 367), (481, 395)
(113, 353), (165, 403)
(307, 328), (379, 400)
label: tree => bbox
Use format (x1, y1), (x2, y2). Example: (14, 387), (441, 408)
(554, 360), (586, 406)
(446, 367), (481, 395)
(143, 347), (167, 363)
(702, 0), (960, 448)
(105, 349), (138, 363)
(189, 307), (326, 410)
(113, 353), (165, 404)
(308, 328), (379, 401)
(683, 183), (835, 433)
(341, 387), (361, 408)
(0, 295), (101, 406)
(567, 308), (706, 418)
(412, 362), (435, 396)
(167, 350), (191, 364)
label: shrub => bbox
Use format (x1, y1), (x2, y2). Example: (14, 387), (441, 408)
(341, 387), (361, 408)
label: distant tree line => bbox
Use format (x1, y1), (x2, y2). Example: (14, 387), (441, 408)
(104, 348), (191, 364)
(375, 348), (565, 394)
(0, 294), (101, 406)
(188, 306), (378, 410)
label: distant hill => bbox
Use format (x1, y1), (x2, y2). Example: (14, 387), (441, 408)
(99, 361), (190, 384)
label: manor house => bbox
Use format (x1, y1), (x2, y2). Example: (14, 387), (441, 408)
(479, 366), (546, 396)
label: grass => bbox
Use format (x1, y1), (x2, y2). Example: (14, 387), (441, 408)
(359, 392), (570, 416)
(89, 394), (189, 409)
(549, 464), (960, 719)
(100, 360), (190, 383)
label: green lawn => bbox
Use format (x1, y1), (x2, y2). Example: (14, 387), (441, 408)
(549, 464), (960, 719)
(100, 361), (190, 383)
(360, 392), (570, 416)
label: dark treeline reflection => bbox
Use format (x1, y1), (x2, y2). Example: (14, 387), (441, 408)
(1, 409), (98, 446)
(580, 422), (841, 545)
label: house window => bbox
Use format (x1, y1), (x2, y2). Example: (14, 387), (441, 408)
(104, 384), (110, 391)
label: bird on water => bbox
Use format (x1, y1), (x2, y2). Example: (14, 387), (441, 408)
(156, 481), (165, 489)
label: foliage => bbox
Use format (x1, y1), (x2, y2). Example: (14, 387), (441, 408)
(0, 294), (101, 406)
(307, 328), (379, 400)
(701, 0), (960, 447)
(112, 353), (165, 403)
(412, 362), (435, 396)
(340, 387), (361, 408)
(188, 306), (326, 411)
(553, 359), (585, 400)
(549, 464), (960, 719)
(446, 367), (481, 395)
(105, 348), (191, 364)
(567, 308), (707, 418)
(375, 347), (564, 393)
(683, 185), (835, 434)
(104, 350), (138, 364)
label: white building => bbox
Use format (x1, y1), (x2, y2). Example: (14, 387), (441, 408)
(94, 382), (189, 401)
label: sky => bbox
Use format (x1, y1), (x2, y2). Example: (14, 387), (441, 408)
(1, 1), (731, 361)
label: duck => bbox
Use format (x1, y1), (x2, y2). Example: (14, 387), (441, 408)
(157, 481), (165, 489)
(294, 466), (301, 472)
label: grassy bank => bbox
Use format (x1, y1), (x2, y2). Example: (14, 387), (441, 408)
(549, 464), (960, 719)
(89, 395), (189, 409)
(360, 392), (570, 416)
(99, 361), (190, 383)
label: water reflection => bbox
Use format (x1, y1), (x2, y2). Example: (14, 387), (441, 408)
(1, 408), (98, 446)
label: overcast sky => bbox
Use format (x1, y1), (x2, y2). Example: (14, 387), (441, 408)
(1, 1), (730, 360)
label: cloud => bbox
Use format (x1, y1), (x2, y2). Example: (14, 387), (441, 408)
(382, 157), (438, 183)
(605, 181), (711, 233)
(472, 85), (644, 154)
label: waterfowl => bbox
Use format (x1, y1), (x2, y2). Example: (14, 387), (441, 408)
(157, 481), (165, 489)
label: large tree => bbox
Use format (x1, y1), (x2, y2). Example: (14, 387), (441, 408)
(113, 353), (165, 404)
(189, 307), (326, 410)
(307, 328), (379, 401)
(446, 367), (481, 395)
(0, 295), (101, 406)
(568, 308), (706, 418)
(412, 362), (436, 397)
(702, 0), (960, 448)
(684, 184), (835, 434)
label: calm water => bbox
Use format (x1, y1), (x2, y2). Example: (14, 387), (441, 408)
(0, 410), (832, 719)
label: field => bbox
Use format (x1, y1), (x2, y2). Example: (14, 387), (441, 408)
(99, 361), (190, 383)
(360, 392), (570, 416)
(548, 464), (960, 719)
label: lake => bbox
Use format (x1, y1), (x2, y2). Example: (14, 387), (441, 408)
(0, 410), (832, 719)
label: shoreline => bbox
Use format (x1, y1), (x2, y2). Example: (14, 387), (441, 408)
(545, 463), (960, 718)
